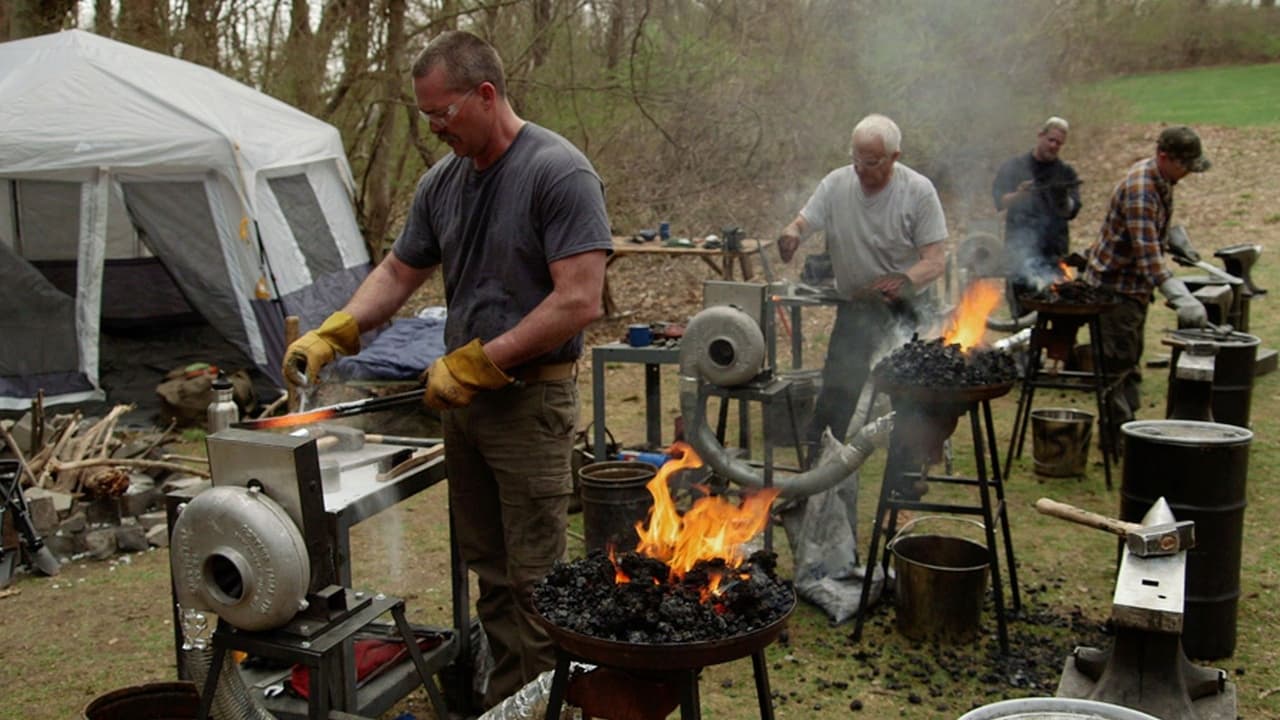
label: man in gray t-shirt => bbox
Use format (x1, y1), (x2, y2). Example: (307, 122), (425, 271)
(282, 31), (611, 708)
(777, 114), (947, 462)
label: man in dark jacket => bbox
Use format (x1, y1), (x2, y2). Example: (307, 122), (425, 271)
(993, 116), (1082, 313)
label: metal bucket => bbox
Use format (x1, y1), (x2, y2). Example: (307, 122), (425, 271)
(578, 461), (656, 553)
(1164, 328), (1259, 428)
(890, 517), (990, 643)
(957, 697), (1160, 719)
(1121, 419), (1252, 660)
(82, 682), (200, 719)
(1030, 408), (1094, 477)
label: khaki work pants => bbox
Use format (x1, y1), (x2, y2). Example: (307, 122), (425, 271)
(443, 377), (578, 708)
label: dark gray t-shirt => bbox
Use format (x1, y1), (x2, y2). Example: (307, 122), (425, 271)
(392, 123), (612, 365)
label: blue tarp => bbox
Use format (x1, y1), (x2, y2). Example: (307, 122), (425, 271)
(332, 315), (446, 381)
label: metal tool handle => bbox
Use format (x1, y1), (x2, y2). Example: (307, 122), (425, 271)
(1034, 497), (1138, 537)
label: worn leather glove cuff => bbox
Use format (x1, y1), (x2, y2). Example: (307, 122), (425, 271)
(316, 311), (361, 356)
(444, 339), (513, 390)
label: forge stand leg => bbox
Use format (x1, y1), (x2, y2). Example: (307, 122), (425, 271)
(1087, 316), (1113, 489)
(678, 669), (701, 719)
(544, 651), (572, 720)
(1005, 320), (1046, 474)
(972, 404), (1010, 654)
(983, 400), (1020, 614)
(752, 649), (776, 720)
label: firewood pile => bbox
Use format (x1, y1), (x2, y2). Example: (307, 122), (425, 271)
(1, 402), (209, 499)
(1, 399), (213, 564)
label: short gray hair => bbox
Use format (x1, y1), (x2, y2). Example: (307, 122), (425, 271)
(1041, 116), (1069, 134)
(411, 30), (507, 97)
(852, 114), (902, 154)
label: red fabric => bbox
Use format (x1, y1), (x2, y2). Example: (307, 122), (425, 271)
(288, 635), (442, 700)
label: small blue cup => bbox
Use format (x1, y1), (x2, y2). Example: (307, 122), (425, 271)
(659, 221), (670, 240)
(627, 323), (653, 347)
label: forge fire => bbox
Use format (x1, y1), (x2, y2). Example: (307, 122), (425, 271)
(533, 443), (794, 644)
(875, 279), (1018, 388)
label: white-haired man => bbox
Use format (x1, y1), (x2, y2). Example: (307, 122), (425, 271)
(992, 116), (1082, 312)
(778, 113), (948, 467)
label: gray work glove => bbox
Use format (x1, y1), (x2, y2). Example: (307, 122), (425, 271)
(1159, 277), (1208, 329)
(1167, 225), (1201, 264)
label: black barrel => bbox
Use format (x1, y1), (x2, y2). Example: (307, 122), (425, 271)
(577, 461), (656, 553)
(1165, 328), (1260, 428)
(1121, 420), (1252, 659)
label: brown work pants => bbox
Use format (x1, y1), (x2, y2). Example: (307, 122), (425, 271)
(443, 378), (577, 708)
(1097, 295), (1148, 455)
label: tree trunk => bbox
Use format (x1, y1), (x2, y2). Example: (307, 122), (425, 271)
(604, 0), (626, 70)
(529, 0), (553, 69)
(360, 0), (407, 261)
(323, 0), (372, 118)
(280, 0), (321, 113)
(9, 0), (76, 39)
(181, 0), (218, 68)
(93, 0), (113, 36)
(117, 0), (167, 52)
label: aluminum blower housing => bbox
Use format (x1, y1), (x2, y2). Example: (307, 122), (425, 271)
(171, 485), (311, 631)
(682, 304), (767, 387)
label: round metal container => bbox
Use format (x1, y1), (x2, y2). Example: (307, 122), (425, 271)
(1030, 408), (1094, 478)
(890, 530), (990, 643)
(1164, 328), (1259, 428)
(957, 697), (1160, 720)
(577, 461), (656, 553)
(1121, 420), (1252, 659)
(82, 682), (200, 720)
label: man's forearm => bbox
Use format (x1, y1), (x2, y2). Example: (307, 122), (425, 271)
(481, 250), (606, 368)
(904, 242), (946, 287)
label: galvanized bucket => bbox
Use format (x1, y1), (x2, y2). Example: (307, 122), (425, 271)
(1031, 407), (1094, 477)
(889, 516), (990, 643)
(578, 460), (656, 553)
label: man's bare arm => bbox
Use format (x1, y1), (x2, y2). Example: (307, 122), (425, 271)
(343, 253), (436, 332)
(482, 249), (607, 368)
(905, 240), (946, 288)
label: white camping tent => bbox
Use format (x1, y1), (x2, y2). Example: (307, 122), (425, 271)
(0, 30), (371, 410)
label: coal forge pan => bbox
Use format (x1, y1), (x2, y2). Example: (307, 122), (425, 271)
(533, 593), (795, 672)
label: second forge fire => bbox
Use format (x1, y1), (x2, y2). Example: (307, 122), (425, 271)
(533, 443), (794, 644)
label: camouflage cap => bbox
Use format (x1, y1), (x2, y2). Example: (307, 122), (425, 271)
(1158, 126), (1211, 172)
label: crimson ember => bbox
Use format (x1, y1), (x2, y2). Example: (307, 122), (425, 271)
(533, 550), (793, 644)
(875, 337), (1018, 388)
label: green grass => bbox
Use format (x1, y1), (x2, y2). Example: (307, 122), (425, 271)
(1083, 62), (1280, 127)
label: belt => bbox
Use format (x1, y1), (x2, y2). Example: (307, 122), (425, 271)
(510, 361), (576, 383)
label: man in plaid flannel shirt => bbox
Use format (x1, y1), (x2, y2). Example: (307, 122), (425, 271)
(1083, 125), (1210, 454)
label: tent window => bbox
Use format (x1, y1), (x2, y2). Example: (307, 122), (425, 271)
(268, 174), (343, 278)
(14, 180), (81, 261)
(121, 181), (253, 357)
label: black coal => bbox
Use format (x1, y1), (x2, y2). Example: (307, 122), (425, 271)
(1021, 280), (1122, 306)
(874, 337), (1018, 388)
(534, 550), (793, 644)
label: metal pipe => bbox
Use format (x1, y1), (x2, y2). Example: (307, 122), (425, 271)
(676, 371), (892, 498)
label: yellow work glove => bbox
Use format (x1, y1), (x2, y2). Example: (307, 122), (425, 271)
(422, 339), (514, 411)
(282, 311), (360, 385)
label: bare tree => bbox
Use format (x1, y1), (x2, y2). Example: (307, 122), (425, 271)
(93, 0), (113, 36)
(180, 0), (219, 68)
(8, 0), (77, 39)
(117, 0), (168, 51)
(360, 0), (408, 260)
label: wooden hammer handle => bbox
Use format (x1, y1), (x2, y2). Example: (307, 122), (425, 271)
(1035, 497), (1140, 537)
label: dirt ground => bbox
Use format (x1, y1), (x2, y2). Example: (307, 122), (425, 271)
(4, 121), (1280, 719)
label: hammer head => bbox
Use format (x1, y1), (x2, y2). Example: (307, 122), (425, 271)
(292, 424), (366, 452)
(1125, 520), (1195, 557)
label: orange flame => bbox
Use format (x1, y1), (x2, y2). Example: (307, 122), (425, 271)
(942, 279), (1003, 350)
(1056, 261), (1076, 284)
(625, 442), (781, 599)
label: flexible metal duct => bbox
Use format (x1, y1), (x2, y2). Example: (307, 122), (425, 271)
(678, 305), (892, 498)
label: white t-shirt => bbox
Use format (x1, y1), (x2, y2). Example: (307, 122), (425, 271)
(799, 162), (948, 300)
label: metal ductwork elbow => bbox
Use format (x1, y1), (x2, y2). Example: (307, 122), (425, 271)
(678, 304), (892, 498)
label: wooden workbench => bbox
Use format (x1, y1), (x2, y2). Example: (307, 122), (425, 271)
(604, 236), (775, 316)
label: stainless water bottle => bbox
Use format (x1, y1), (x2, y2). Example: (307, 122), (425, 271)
(206, 372), (239, 433)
